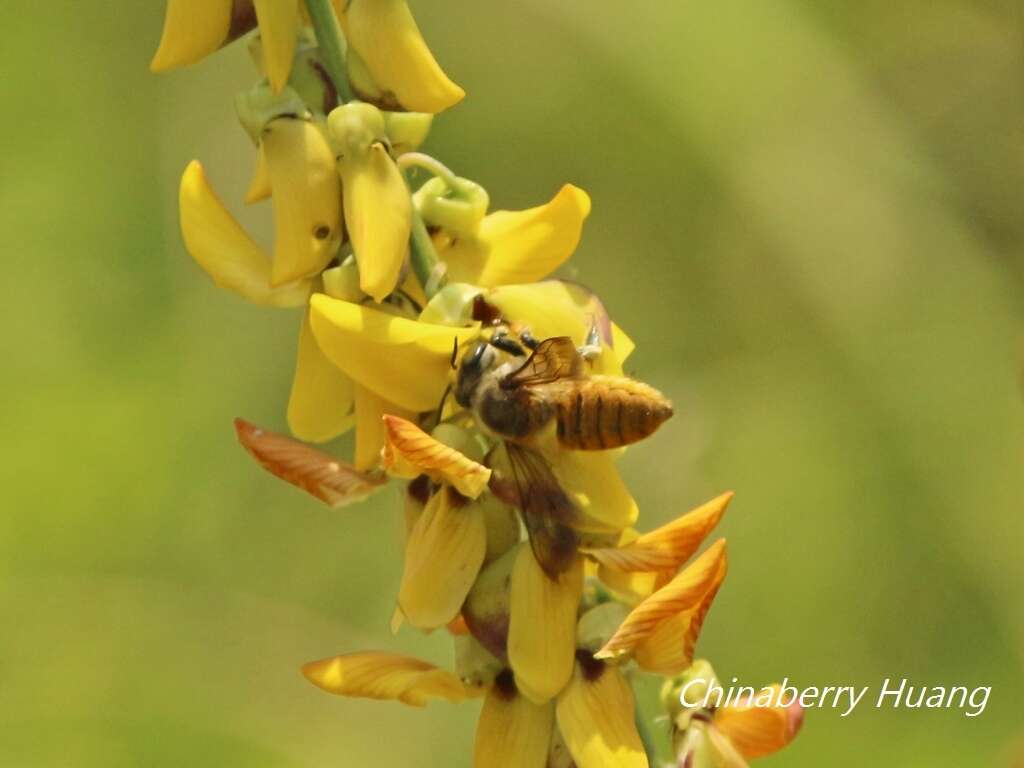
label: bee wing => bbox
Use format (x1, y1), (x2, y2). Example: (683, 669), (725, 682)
(234, 418), (385, 508)
(502, 336), (583, 389)
(499, 442), (580, 578)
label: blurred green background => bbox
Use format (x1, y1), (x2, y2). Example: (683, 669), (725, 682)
(2, 0), (1023, 765)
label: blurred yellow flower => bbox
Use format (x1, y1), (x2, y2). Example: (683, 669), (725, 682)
(337, 0), (464, 113)
(426, 185), (592, 288)
(152, 0), (298, 91)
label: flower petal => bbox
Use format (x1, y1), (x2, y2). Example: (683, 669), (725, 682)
(443, 186), (591, 288)
(179, 160), (312, 307)
(595, 539), (727, 665)
(586, 492), (732, 573)
(150, 0), (233, 72)
(399, 488), (487, 630)
(340, 0), (464, 113)
(287, 314), (356, 443)
(714, 686), (803, 760)
(473, 671), (554, 768)
(234, 418), (384, 507)
(245, 143), (272, 204)
(263, 117), (342, 286)
(382, 415), (491, 498)
(508, 546), (582, 704)
(308, 293), (479, 412)
(253, 0), (299, 92)
(352, 384), (413, 471)
(302, 651), (469, 706)
(544, 446), (638, 534)
(555, 660), (647, 768)
(339, 142), (411, 302)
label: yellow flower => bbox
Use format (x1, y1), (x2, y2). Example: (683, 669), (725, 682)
(303, 651), (478, 706)
(595, 539), (728, 676)
(587, 492), (733, 603)
(380, 417), (491, 630)
(424, 185), (592, 288)
(337, 0), (464, 114)
(327, 102), (411, 302)
(152, 0), (298, 92)
(668, 662), (804, 767)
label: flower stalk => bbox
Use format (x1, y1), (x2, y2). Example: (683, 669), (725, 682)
(303, 0), (354, 103)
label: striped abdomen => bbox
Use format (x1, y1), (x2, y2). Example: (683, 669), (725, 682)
(549, 376), (673, 450)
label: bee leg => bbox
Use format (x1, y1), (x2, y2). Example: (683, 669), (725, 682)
(519, 328), (539, 351)
(578, 318), (602, 361)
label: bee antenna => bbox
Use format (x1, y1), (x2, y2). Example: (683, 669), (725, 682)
(450, 336), (459, 370)
(433, 383), (453, 429)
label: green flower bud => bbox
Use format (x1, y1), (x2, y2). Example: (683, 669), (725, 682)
(453, 634), (502, 689)
(413, 175), (490, 237)
(321, 257), (364, 302)
(235, 83), (310, 143)
(385, 111), (434, 155)
(326, 101), (387, 159)
(575, 602), (629, 652)
(477, 494), (521, 564)
(462, 546), (516, 661)
(430, 422), (485, 464)
(418, 282), (481, 326)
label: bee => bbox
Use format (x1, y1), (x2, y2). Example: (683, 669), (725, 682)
(454, 326), (673, 577)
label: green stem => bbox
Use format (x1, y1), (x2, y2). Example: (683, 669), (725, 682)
(409, 206), (445, 299)
(304, 0), (354, 103)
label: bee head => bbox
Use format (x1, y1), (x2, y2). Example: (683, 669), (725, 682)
(454, 341), (496, 407)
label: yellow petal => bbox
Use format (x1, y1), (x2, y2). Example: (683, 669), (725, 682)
(594, 567), (663, 605)
(474, 672), (555, 768)
(610, 322), (635, 367)
(508, 546), (582, 704)
(287, 314), (356, 443)
(309, 293), (479, 412)
(340, 0), (464, 113)
(150, 0), (233, 72)
(544, 446), (638, 534)
(253, 0), (299, 92)
(586, 492), (732, 573)
(234, 418), (384, 507)
(179, 160), (312, 307)
(555, 660), (647, 768)
(714, 686), (804, 760)
(263, 117), (342, 287)
(485, 281), (624, 376)
(339, 143), (411, 302)
(596, 539), (727, 665)
(399, 488), (487, 629)
(382, 415), (491, 498)
(442, 186), (590, 288)
(245, 143), (272, 204)
(302, 651), (469, 706)
(352, 384), (413, 471)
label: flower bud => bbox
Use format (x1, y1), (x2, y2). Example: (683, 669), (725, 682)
(575, 602), (629, 653)
(235, 83), (309, 143)
(385, 112), (434, 155)
(326, 101), (387, 158)
(462, 546), (516, 661)
(413, 176), (489, 237)
(453, 633), (502, 689)
(321, 258), (365, 303)
(417, 282), (481, 327)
